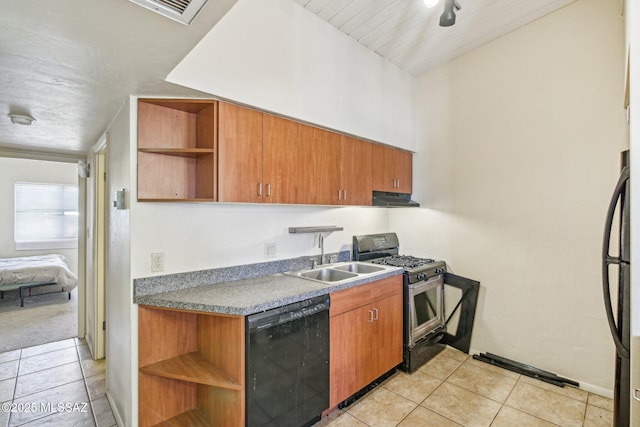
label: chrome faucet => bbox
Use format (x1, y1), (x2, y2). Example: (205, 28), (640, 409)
(318, 233), (325, 265)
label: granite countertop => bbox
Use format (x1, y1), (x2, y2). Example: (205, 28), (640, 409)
(133, 255), (402, 315)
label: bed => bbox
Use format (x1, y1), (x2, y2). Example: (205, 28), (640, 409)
(0, 254), (78, 307)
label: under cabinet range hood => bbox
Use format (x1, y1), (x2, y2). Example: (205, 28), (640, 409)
(372, 191), (420, 208)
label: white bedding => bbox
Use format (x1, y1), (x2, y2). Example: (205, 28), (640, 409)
(0, 254), (78, 289)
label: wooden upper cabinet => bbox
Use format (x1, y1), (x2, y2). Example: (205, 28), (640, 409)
(263, 114), (300, 204)
(340, 136), (372, 206)
(138, 98), (413, 205)
(396, 149), (413, 194)
(217, 102), (263, 203)
(372, 144), (413, 194)
(137, 99), (217, 202)
(296, 124), (341, 205)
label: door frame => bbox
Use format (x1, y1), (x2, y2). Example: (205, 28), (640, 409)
(87, 135), (107, 359)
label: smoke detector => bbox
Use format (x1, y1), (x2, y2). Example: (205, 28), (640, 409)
(128, 0), (208, 25)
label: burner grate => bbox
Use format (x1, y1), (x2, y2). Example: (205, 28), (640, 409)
(369, 255), (437, 270)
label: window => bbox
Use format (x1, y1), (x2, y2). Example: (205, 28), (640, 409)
(14, 183), (79, 250)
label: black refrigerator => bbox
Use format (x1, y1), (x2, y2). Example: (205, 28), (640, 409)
(602, 150), (631, 427)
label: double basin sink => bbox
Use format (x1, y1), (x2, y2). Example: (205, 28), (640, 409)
(285, 261), (398, 285)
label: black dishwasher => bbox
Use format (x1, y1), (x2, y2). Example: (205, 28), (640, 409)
(246, 295), (330, 427)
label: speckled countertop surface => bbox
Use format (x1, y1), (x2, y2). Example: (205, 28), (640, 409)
(133, 256), (402, 315)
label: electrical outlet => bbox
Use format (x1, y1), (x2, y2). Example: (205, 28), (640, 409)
(264, 243), (277, 258)
(151, 252), (164, 272)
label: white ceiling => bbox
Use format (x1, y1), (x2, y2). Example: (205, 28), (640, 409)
(296, 0), (576, 75)
(0, 0), (576, 158)
(0, 0), (237, 159)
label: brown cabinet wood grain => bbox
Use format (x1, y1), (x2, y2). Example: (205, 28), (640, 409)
(138, 306), (245, 427)
(372, 144), (412, 194)
(262, 113), (300, 204)
(296, 124), (341, 205)
(329, 276), (403, 407)
(138, 98), (413, 205)
(217, 102), (263, 203)
(339, 136), (372, 206)
(137, 99), (217, 202)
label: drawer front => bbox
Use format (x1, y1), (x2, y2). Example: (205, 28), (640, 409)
(330, 275), (402, 317)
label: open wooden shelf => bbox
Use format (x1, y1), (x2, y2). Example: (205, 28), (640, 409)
(137, 99), (217, 201)
(153, 408), (210, 427)
(140, 351), (241, 390)
(138, 306), (245, 427)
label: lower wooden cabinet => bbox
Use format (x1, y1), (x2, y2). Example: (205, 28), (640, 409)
(137, 275), (403, 424)
(329, 276), (403, 407)
(138, 306), (245, 427)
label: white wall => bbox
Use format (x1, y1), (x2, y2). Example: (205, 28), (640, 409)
(392, 0), (625, 394)
(131, 202), (388, 278)
(0, 157), (79, 273)
(167, 0), (415, 151)
(105, 100), (134, 427)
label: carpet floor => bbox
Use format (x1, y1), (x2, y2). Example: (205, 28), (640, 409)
(0, 286), (78, 353)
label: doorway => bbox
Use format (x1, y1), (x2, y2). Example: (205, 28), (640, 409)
(0, 157), (81, 352)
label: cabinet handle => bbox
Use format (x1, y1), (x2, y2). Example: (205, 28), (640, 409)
(266, 183), (271, 197)
(258, 183), (263, 197)
(373, 308), (379, 321)
(368, 310), (374, 323)
(396, 179), (399, 189)
(344, 189), (347, 201)
(338, 189), (342, 201)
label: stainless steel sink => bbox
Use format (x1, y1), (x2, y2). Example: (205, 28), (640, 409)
(285, 261), (398, 285)
(332, 263), (385, 274)
(297, 268), (357, 282)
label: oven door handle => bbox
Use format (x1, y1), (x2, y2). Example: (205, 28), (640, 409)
(419, 331), (445, 346)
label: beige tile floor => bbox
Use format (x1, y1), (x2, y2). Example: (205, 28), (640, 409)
(315, 347), (613, 427)
(0, 338), (116, 427)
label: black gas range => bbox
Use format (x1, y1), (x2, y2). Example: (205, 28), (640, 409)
(353, 233), (480, 373)
(369, 255), (446, 284)
(352, 233), (446, 280)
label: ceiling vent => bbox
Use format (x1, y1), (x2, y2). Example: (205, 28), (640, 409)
(129, 0), (208, 25)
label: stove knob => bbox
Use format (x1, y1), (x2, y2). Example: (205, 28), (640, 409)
(435, 268), (444, 274)
(417, 273), (426, 281)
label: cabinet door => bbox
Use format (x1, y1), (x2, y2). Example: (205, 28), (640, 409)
(372, 144), (397, 192)
(218, 102), (263, 203)
(372, 144), (412, 194)
(340, 136), (372, 206)
(395, 149), (413, 194)
(263, 114), (299, 204)
(330, 304), (372, 407)
(369, 293), (403, 383)
(297, 124), (341, 205)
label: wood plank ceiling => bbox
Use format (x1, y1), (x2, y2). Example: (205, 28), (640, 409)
(295, 0), (577, 76)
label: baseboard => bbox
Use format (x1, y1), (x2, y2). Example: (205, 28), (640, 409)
(578, 382), (614, 399)
(106, 390), (126, 427)
(467, 347), (614, 399)
(85, 333), (95, 359)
